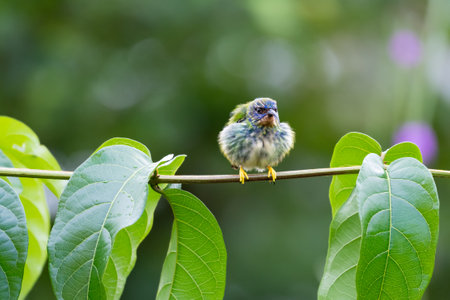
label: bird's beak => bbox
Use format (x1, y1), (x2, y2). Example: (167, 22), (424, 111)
(259, 109), (279, 127)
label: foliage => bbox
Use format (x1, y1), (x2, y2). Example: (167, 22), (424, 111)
(319, 132), (438, 300)
(3, 0), (450, 297)
(356, 154), (438, 299)
(0, 177), (28, 300)
(157, 189), (227, 300)
(0, 118), (443, 299)
(0, 117), (62, 299)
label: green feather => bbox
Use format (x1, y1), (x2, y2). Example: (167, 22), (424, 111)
(226, 102), (250, 125)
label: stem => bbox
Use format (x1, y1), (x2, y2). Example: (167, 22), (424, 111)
(0, 167), (73, 180)
(1, 166), (449, 184)
(153, 166), (362, 184)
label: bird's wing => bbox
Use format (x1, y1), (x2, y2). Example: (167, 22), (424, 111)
(227, 102), (249, 125)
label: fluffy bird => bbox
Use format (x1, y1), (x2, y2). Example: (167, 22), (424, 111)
(218, 98), (295, 184)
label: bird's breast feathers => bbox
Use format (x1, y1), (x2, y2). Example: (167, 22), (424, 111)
(219, 122), (294, 171)
(243, 134), (277, 171)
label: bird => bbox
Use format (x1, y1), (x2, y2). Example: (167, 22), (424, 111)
(218, 98), (295, 184)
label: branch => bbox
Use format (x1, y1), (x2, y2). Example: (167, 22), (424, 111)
(0, 167), (73, 180)
(0, 166), (449, 184)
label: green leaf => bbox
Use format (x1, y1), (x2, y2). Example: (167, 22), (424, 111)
(318, 190), (360, 300)
(0, 116), (64, 198)
(102, 154), (185, 300)
(17, 178), (48, 300)
(321, 137), (429, 300)
(102, 191), (159, 300)
(355, 154), (439, 299)
(329, 132), (381, 216)
(0, 179), (28, 300)
(48, 145), (159, 300)
(383, 142), (423, 165)
(0, 132), (50, 300)
(94, 137), (151, 158)
(157, 189), (227, 300)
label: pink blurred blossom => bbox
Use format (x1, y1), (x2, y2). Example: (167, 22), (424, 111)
(393, 122), (438, 165)
(388, 30), (422, 68)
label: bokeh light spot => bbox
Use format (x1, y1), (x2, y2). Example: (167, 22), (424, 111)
(393, 121), (438, 164)
(388, 30), (422, 68)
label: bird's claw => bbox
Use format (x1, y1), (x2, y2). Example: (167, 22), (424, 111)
(267, 166), (276, 182)
(239, 166), (249, 184)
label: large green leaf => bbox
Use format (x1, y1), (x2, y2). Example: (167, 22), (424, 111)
(0, 179), (28, 300)
(0, 116), (65, 197)
(102, 154), (186, 299)
(157, 189), (227, 300)
(318, 190), (360, 300)
(329, 132), (381, 216)
(102, 190), (160, 299)
(48, 145), (164, 300)
(90, 137), (153, 299)
(0, 121), (53, 300)
(355, 154), (439, 299)
(320, 138), (428, 299)
(0, 151), (43, 299)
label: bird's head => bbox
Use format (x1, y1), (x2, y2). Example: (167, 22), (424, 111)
(247, 98), (280, 127)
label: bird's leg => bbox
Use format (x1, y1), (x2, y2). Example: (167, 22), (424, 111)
(267, 166), (277, 182)
(239, 166), (249, 184)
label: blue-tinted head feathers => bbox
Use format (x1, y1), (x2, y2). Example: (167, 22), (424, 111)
(248, 98), (279, 127)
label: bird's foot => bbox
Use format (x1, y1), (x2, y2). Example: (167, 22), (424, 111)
(267, 166), (277, 182)
(239, 166), (249, 184)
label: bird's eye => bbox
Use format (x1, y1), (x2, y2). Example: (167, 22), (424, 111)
(256, 107), (265, 114)
(273, 108), (278, 112)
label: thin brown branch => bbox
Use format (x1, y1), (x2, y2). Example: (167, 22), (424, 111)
(0, 167), (73, 180)
(1, 166), (449, 184)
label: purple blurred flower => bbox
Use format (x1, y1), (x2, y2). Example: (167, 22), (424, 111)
(393, 122), (438, 165)
(388, 30), (422, 68)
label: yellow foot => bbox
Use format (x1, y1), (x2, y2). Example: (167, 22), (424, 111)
(267, 166), (277, 182)
(239, 166), (249, 184)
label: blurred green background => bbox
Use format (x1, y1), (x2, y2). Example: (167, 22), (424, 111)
(1, 0), (450, 299)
